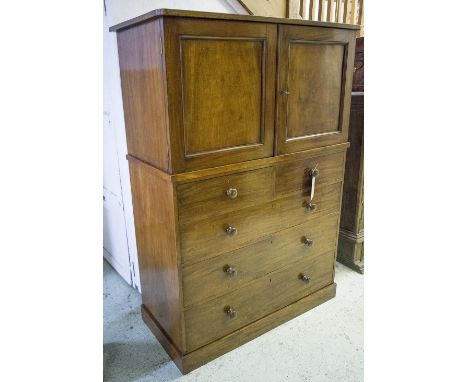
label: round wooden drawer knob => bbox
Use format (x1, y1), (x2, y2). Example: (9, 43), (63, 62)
(225, 226), (237, 236)
(226, 187), (238, 199)
(224, 306), (237, 319)
(308, 168), (320, 178)
(223, 265), (237, 276)
(305, 202), (317, 211)
(303, 237), (313, 247)
(299, 273), (311, 283)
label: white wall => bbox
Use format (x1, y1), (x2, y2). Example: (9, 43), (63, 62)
(103, 5), (138, 288)
(107, 0), (247, 25)
(103, 0), (246, 291)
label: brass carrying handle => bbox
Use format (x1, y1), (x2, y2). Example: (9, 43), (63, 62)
(299, 273), (311, 283)
(303, 237), (313, 247)
(224, 306), (237, 319)
(306, 167), (319, 201)
(223, 265), (237, 276)
(225, 226), (237, 236)
(226, 187), (238, 199)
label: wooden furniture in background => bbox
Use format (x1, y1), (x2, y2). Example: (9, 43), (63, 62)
(288, 0), (363, 27)
(337, 36), (364, 273)
(111, 9), (357, 373)
(238, 0), (364, 36)
(352, 36), (364, 92)
(237, 0), (363, 35)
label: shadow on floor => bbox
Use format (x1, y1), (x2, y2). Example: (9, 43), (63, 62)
(103, 258), (363, 382)
(104, 341), (174, 382)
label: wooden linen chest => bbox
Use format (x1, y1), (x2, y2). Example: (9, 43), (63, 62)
(111, 9), (357, 373)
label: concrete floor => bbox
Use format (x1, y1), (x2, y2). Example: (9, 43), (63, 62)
(104, 259), (363, 382)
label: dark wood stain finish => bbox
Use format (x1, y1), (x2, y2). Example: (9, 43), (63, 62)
(128, 160), (185, 351)
(337, 93), (364, 273)
(352, 37), (364, 92)
(179, 181), (343, 264)
(276, 25), (356, 154)
(113, 9), (357, 374)
(109, 8), (360, 32)
(164, 18), (277, 172)
(177, 166), (275, 224)
(143, 283), (337, 373)
(184, 251), (335, 351)
(180, 37), (264, 155)
(182, 213), (339, 307)
(117, 19), (171, 172)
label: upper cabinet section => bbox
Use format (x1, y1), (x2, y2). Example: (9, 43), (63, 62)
(275, 25), (356, 154)
(113, 10), (357, 174)
(164, 18), (277, 172)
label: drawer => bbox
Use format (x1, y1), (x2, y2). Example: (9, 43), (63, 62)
(184, 251), (335, 351)
(275, 151), (345, 199)
(180, 181), (343, 264)
(177, 167), (274, 224)
(182, 212), (339, 307)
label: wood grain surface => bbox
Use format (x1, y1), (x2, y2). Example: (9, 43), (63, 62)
(142, 283), (337, 373)
(182, 212), (339, 307)
(164, 18), (277, 172)
(109, 8), (360, 32)
(181, 37), (264, 155)
(116, 12), (356, 373)
(276, 25), (356, 154)
(275, 150), (346, 198)
(184, 251), (335, 350)
(177, 166), (274, 224)
(128, 159), (185, 351)
(179, 181), (343, 264)
(117, 19), (171, 172)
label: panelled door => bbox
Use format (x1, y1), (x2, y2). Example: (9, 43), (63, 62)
(276, 25), (356, 154)
(164, 18), (277, 172)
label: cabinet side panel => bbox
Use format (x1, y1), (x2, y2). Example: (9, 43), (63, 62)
(128, 160), (184, 351)
(117, 19), (171, 172)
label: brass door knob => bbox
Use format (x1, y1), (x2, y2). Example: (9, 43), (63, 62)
(225, 226), (237, 236)
(305, 202), (317, 211)
(223, 265), (237, 276)
(299, 273), (311, 283)
(303, 237), (313, 247)
(226, 187), (238, 199)
(224, 305), (237, 319)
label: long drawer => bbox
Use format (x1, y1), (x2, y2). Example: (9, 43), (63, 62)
(177, 166), (274, 224)
(184, 251), (335, 351)
(180, 181), (343, 264)
(182, 212), (339, 307)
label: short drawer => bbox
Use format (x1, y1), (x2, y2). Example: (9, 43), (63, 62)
(184, 251), (335, 351)
(177, 167), (274, 224)
(275, 151), (346, 199)
(180, 181), (343, 264)
(182, 212), (339, 307)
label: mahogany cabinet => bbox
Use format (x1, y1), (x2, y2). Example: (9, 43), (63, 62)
(111, 9), (357, 373)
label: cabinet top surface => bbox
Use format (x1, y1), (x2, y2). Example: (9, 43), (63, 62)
(109, 8), (360, 32)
